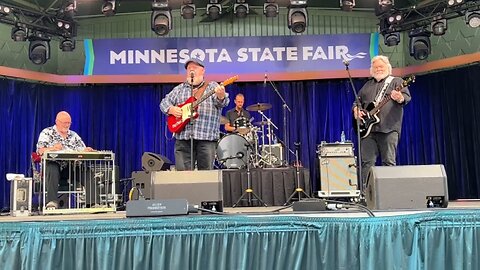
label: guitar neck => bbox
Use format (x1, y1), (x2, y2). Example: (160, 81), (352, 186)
(369, 82), (405, 114)
(192, 85), (214, 108)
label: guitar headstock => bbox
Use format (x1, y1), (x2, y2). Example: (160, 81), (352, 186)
(402, 75), (415, 87)
(221, 75), (239, 87)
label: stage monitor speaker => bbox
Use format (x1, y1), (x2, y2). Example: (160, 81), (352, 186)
(366, 165), (449, 210)
(151, 170), (223, 207)
(141, 152), (172, 172)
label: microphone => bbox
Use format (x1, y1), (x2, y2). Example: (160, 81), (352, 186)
(263, 73), (267, 87)
(190, 71), (195, 78)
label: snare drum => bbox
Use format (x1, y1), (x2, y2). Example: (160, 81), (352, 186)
(216, 134), (250, 169)
(233, 117), (251, 135)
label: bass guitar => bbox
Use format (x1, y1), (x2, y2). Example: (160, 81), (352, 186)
(354, 75), (415, 138)
(168, 75), (239, 133)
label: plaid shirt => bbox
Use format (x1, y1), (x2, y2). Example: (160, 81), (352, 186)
(160, 81), (229, 141)
(36, 126), (87, 152)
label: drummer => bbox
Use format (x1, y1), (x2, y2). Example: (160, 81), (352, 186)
(224, 93), (251, 134)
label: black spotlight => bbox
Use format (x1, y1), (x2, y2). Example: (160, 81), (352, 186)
(288, 1), (308, 34)
(466, 11), (480, 28)
(206, 0), (222, 21)
(151, 1), (172, 36)
(234, 0), (249, 18)
(29, 36), (50, 65)
(384, 32), (400, 46)
(431, 18), (447, 36)
(264, 1), (278, 18)
(102, 0), (116, 16)
(60, 39), (75, 52)
(409, 28), (431, 60)
(340, 0), (355, 12)
(0, 4), (12, 16)
(180, 1), (195, 19)
(11, 26), (27, 42)
(375, 0), (394, 16)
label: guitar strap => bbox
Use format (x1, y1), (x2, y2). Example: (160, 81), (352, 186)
(373, 76), (394, 106)
(193, 81), (209, 100)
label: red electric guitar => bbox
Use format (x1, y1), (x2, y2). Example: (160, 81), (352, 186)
(167, 75), (239, 133)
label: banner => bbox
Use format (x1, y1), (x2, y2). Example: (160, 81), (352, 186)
(84, 33), (378, 75)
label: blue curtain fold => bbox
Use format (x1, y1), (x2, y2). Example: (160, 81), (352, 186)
(1, 64), (479, 209)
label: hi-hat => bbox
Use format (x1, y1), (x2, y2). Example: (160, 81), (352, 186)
(246, 103), (272, 112)
(220, 116), (229, 125)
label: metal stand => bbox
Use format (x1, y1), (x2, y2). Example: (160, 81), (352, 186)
(189, 73), (195, 170)
(232, 144), (268, 207)
(284, 142), (310, 205)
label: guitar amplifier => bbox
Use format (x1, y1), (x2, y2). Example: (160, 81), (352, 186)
(317, 142), (354, 157)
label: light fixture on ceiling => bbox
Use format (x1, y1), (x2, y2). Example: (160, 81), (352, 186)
(288, 0), (308, 34)
(102, 0), (116, 16)
(181, 0), (196, 19)
(206, 0), (222, 21)
(340, 0), (355, 12)
(264, 0), (278, 18)
(151, 0), (172, 36)
(234, 0), (249, 19)
(409, 28), (431, 61)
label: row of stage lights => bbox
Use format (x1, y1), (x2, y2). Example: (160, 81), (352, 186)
(377, 0), (480, 60)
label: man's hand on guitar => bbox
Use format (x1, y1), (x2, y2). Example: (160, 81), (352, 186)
(353, 107), (366, 120)
(391, 89), (405, 103)
(168, 106), (183, 118)
(215, 85), (226, 100)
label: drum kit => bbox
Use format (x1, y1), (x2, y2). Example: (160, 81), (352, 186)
(216, 102), (283, 169)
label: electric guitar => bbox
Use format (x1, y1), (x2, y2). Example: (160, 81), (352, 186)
(167, 75), (239, 133)
(354, 75), (415, 138)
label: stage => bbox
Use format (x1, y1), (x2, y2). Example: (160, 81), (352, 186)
(1, 201), (480, 269)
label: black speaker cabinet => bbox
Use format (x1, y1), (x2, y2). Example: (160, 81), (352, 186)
(141, 152), (172, 172)
(366, 165), (449, 210)
(152, 170), (223, 206)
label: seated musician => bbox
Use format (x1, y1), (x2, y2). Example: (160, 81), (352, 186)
(36, 111), (96, 210)
(225, 93), (251, 134)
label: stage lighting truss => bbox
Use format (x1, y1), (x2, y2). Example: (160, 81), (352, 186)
(340, 0), (355, 12)
(102, 0), (116, 17)
(288, 0), (308, 34)
(264, 0), (279, 17)
(206, 0), (223, 21)
(151, 0), (172, 36)
(378, 0), (480, 37)
(181, 0), (196, 19)
(234, 0), (249, 18)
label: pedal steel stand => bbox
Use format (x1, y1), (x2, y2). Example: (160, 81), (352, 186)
(284, 142), (311, 205)
(233, 144), (268, 207)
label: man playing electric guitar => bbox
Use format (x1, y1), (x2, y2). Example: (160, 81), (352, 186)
(352, 55), (411, 184)
(160, 57), (230, 170)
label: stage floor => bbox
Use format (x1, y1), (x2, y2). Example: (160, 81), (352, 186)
(1, 200), (479, 223)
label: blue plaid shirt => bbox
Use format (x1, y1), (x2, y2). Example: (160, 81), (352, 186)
(160, 81), (229, 141)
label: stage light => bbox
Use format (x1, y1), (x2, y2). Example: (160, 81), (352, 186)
(409, 28), (431, 60)
(29, 34), (50, 65)
(234, 0), (249, 18)
(11, 26), (27, 42)
(60, 38), (75, 52)
(465, 11), (480, 28)
(431, 18), (447, 35)
(206, 0), (222, 21)
(61, 0), (77, 19)
(288, 1), (308, 34)
(384, 32), (400, 46)
(375, 0), (394, 16)
(151, 1), (171, 36)
(340, 0), (355, 12)
(387, 13), (403, 24)
(180, 0), (195, 19)
(447, 0), (464, 7)
(0, 4), (11, 16)
(102, 0), (116, 16)
(264, 1), (278, 18)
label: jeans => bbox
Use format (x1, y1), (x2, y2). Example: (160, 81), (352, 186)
(361, 131), (399, 185)
(175, 140), (217, 170)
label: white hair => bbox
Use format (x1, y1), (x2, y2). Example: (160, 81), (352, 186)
(370, 55), (392, 77)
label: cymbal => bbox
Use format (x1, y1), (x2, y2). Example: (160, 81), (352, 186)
(220, 116), (229, 125)
(246, 103), (272, 112)
(253, 121), (269, 126)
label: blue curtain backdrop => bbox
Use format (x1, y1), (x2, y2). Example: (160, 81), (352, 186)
(1, 64), (479, 209)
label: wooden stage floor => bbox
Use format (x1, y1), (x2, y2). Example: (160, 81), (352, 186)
(1, 200), (479, 223)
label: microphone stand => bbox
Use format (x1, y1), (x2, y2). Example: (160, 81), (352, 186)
(189, 73), (195, 171)
(266, 75), (291, 165)
(344, 61), (365, 203)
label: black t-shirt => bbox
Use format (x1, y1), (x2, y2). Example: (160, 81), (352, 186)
(225, 108), (251, 133)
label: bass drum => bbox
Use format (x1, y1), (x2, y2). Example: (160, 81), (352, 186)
(216, 134), (249, 169)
